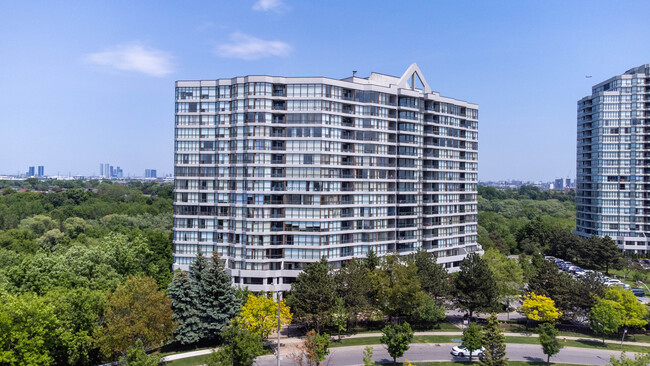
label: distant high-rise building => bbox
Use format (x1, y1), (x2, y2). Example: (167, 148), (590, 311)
(145, 169), (157, 178)
(27, 166), (35, 177)
(115, 166), (123, 178)
(564, 178), (571, 189)
(576, 63), (650, 255)
(173, 64), (480, 291)
(37, 166), (44, 177)
(554, 178), (564, 190)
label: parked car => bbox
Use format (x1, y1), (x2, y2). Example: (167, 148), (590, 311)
(604, 279), (623, 286)
(567, 266), (581, 274)
(560, 262), (574, 271)
(632, 288), (646, 297)
(451, 346), (485, 357)
(574, 269), (587, 277)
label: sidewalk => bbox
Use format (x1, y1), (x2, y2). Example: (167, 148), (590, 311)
(339, 330), (650, 348)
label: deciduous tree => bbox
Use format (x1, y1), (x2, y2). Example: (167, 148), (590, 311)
(603, 286), (648, 329)
(373, 254), (426, 321)
(589, 298), (622, 344)
(380, 322), (414, 365)
(520, 292), (561, 323)
(483, 248), (524, 309)
(292, 330), (330, 366)
(121, 339), (162, 366)
(538, 322), (562, 365)
(95, 275), (175, 358)
(0, 292), (59, 366)
(331, 297), (349, 341)
(237, 294), (292, 339)
(207, 323), (263, 366)
(462, 322), (483, 363)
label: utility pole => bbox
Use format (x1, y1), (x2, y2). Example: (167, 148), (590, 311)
(277, 279), (282, 366)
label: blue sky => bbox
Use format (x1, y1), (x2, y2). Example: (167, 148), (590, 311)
(1, 0), (649, 180)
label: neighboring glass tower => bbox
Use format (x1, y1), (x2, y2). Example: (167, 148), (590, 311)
(576, 64), (650, 255)
(173, 64), (480, 291)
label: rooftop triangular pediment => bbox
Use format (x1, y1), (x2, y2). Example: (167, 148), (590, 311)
(397, 63), (431, 93)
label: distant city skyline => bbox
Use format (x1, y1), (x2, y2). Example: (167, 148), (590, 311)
(1, 1), (650, 179)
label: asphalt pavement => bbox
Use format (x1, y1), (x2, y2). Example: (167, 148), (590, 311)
(254, 343), (630, 366)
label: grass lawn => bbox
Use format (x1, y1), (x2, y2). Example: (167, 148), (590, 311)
(349, 321), (459, 335)
(332, 335), (650, 353)
(499, 322), (650, 344)
(166, 354), (212, 366)
(607, 268), (649, 287)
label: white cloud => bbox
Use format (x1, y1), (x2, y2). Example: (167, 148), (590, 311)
(252, 0), (283, 12)
(85, 43), (173, 77)
(217, 32), (292, 60)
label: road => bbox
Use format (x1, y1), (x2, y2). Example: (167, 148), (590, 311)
(254, 343), (627, 366)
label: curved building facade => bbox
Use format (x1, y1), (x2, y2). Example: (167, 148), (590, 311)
(173, 64), (480, 291)
(576, 64), (650, 255)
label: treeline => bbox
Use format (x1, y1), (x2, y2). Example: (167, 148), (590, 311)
(0, 181), (175, 365)
(478, 185), (576, 254)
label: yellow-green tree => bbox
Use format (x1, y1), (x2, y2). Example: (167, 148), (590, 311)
(520, 292), (561, 323)
(603, 286), (648, 329)
(237, 294), (292, 339)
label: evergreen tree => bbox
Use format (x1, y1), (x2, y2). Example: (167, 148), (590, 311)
(168, 270), (200, 344)
(170, 251), (240, 345)
(591, 236), (623, 275)
(365, 249), (380, 271)
(455, 253), (499, 319)
(413, 249), (451, 300)
(198, 253), (241, 340)
(286, 257), (335, 332)
(479, 313), (508, 366)
(335, 258), (372, 324)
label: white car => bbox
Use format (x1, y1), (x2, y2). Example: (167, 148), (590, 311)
(451, 345), (484, 357)
(605, 279), (623, 286)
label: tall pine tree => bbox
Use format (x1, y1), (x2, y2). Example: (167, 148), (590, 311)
(199, 253), (241, 340)
(413, 249), (450, 300)
(168, 270), (201, 344)
(286, 257), (335, 332)
(455, 253), (499, 319)
(168, 251), (241, 344)
(479, 313), (508, 366)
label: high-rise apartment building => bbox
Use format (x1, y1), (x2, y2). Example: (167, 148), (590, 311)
(27, 166), (35, 177)
(37, 166), (44, 177)
(145, 169), (157, 178)
(173, 64), (480, 291)
(576, 64), (650, 255)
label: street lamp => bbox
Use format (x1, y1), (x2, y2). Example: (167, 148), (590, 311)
(276, 280), (282, 366)
(637, 281), (650, 293)
(621, 329), (628, 349)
